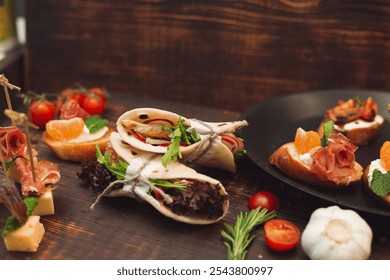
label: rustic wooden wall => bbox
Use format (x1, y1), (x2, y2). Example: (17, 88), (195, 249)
(25, 0), (390, 112)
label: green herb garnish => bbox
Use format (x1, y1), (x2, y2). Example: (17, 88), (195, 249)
(321, 120), (334, 147)
(150, 179), (186, 190)
(370, 169), (390, 197)
(85, 115), (109, 133)
(96, 146), (186, 190)
(2, 196), (39, 237)
(161, 117), (200, 167)
(221, 208), (277, 260)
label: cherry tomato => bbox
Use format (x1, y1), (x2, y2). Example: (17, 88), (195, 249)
(248, 191), (279, 212)
(28, 100), (56, 127)
(264, 219), (301, 251)
(62, 88), (86, 106)
(81, 93), (106, 115)
(87, 87), (108, 102)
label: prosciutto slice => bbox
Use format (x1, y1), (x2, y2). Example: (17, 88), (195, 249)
(60, 99), (90, 120)
(310, 133), (357, 184)
(0, 126), (26, 161)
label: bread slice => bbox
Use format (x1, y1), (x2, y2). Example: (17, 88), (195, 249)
(269, 142), (363, 188)
(42, 127), (114, 161)
(363, 164), (390, 207)
(318, 118), (383, 146)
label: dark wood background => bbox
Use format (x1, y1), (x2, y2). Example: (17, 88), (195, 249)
(24, 0), (390, 112)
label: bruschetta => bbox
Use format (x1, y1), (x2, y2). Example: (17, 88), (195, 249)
(43, 100), (113, 161)
(269, 122), (363, 188)
(363, 141), (390, 207)
(318, 97), (384, 146)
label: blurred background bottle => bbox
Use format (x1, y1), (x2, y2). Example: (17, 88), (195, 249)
(0, 0), (18, 52)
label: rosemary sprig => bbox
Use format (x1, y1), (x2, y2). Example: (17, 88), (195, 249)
(221, 208), (277, 260)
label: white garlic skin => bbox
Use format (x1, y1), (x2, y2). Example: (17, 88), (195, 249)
(301, 205), (373, 260)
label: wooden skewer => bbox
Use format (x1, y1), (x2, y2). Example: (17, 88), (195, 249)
(1, 74), (21, 126)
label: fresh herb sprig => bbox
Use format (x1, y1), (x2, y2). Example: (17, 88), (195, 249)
(96, 146), (186, 190)
(161, 117), (200, 167)
(2, 196), (39, 237)
(221, 208), (277, 260)
(370, 169), (390, 197)
(96, 145), (128, 180)
(85, 115), (109, 134)
(321, 120), (334, 147)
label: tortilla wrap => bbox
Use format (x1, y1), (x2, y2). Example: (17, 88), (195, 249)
(93, 132), (229, 225)
(116, 108), (248, 172)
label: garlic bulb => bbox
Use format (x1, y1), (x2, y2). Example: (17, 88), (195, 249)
(301, 205), (373, 260)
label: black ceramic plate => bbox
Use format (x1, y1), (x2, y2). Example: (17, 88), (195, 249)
(240, 90), (390, 216)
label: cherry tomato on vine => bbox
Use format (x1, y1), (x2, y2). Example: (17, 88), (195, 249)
(81, 93), (106, 115)
(28, 100), (56, 127)
(87, 87), (108, 102)
(62, 87), (86, 106)
(264, 219), (301, 251)
(248, 191), (279, 213)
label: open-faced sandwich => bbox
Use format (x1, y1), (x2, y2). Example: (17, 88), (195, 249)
(43, 99), (113, 161)
(116, 108), (248, 173)
(318, 96), (384, 146)
(363, 141), (390, 207)
(77, 132), (229, 225)
(269, 121), (363, 188)
(1, 121), (60, 252)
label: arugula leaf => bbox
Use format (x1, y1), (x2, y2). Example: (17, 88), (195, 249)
(221, 208), (277, 260)
(370, 169), (390, 197)
(95, 146), (187, 191)
(85, 115), (108, 133)
(96, 145), (128, 180)
(161, 117), (200, 167)
(321, 120), (334, 147)
(2, 196), (39, 237)
(151, 179), (186, 190)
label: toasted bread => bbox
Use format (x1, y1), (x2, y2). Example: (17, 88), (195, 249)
(363, 164), (390, 207)
(318, 118), (383, 146)
(269, 142), (363, 188)
(42, 127), (114, 161)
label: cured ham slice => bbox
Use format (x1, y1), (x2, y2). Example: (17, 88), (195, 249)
(0, 126), (26, 161)
(60, 99), (90, 120)
(310, 133), (357, 184)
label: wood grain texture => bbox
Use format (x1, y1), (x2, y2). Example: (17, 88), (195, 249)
(1, 93), (389, 260)
(25, 0), (390, 112)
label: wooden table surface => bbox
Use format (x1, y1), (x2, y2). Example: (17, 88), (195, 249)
(1, 92), (389, 260)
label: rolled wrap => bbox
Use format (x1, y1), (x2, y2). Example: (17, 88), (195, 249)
(116, 108), (248, 173)
(94, 132), (229, 225)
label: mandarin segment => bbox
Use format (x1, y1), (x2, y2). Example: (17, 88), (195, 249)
(380, 141), (390, 171)
(294, 128), (321, 154)
(46, 118), (85, 141)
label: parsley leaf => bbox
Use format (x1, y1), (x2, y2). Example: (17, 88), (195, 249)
(370, 169), (390, 197)
(2, 196), (39, 237)
(321, 120), (334, 147)
(85, 115), (108, 133)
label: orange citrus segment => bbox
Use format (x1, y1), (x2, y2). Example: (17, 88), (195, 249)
(294, 127), (321, 155)
(46, 118), (85, 141)
(380, 141), (390, 171)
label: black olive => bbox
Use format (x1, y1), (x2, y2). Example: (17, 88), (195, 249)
(139, 114), (149, 120)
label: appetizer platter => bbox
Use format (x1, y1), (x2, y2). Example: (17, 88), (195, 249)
(241, 89), (390, 217)
(1, 81), (389, 260)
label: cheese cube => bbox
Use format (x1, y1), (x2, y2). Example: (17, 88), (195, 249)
(3, 215), (45, 252)
(32, 190), (55, 216)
